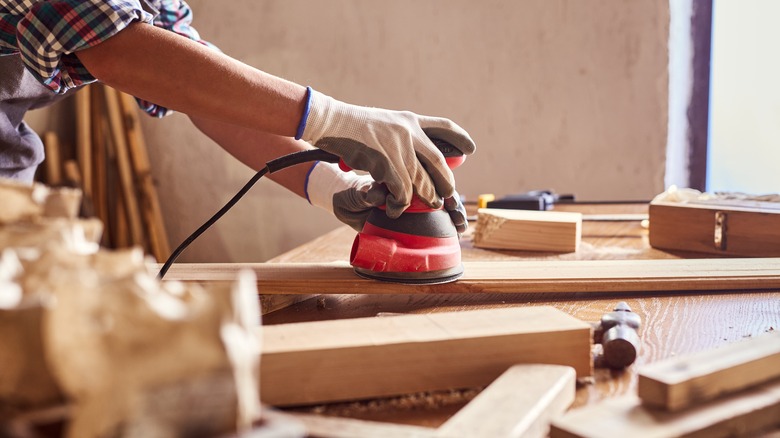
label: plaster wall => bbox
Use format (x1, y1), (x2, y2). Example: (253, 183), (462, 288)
(42, 1), (672, 262)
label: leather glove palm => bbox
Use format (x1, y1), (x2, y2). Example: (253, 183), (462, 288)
(307, 162), (468, 234)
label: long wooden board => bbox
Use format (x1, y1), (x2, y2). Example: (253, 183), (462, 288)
(159, 258), (780, 295)
(291, 364), (576, 438)
(259, 307), (590, 406)
(638, 331), (780, 411)
(550, 379), (780, 438)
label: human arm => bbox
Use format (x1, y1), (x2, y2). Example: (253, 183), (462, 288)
(74, 21), (475, 220)
(75, 22), (306, 138)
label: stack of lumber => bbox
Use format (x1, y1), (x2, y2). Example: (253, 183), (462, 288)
(473, 208), (582, 252)
(550, 331), (780, 437)
(37, 84), (170, 262)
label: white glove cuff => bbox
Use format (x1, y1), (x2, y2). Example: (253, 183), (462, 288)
(301, 89), (338, 143)
(306, 161), (353, 213)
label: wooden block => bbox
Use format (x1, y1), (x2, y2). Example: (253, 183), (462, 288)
(649, 201), (780, 257)
(638, 331), (780, 412)
(159, 257), (780, 295)
(474, 208), (582, 252)
(550, 379), (780, 438)
(292, 364), (576, 438)
(436, 364), (575, 438)
(259, 306), (591, 406)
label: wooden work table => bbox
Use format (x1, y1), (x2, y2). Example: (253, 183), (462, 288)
(261, 203), (780, 428)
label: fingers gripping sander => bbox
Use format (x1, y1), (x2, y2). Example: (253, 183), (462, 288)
(346, 139), (466, 284)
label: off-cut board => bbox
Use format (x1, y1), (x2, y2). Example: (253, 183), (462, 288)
(638, 331), (780, 411)
(292, 364), (576, 438)
(550, 379), (780, 438)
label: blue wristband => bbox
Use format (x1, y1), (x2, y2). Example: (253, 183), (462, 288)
(303, 160), (319, 204)
(295, 86), (313, 140)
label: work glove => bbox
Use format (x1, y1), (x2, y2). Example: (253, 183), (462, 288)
(306, 162), (469, 234)
(297, 87), (476, 219)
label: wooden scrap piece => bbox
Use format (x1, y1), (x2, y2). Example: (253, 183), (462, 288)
(436, 364), (575, 438)
(291, 364), (576, 438)
(473, 208), (582, 252)
(159, 257), (780, 295)
(638, 331), (780, 411)
(260, 307), (591, 407)
(549, 379), (780, 438)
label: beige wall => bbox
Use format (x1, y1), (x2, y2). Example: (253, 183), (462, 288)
(37, 1), (671, 262)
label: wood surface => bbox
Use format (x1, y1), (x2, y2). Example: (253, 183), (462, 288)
(259, 307), (591, 406)
(638, 331), (780, 411)
(291, 365), (575, 438)
(474, 208), (582, 252)
(549, 379), (780, 438)
(261, 207), (780, 428)
(161, 257), (780, 295)
(117, 91), (170, 262)
(649, 201), (780, 257)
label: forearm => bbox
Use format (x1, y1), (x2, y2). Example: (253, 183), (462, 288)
(75, 22), (306, 137)
(189, 115), (313, 198)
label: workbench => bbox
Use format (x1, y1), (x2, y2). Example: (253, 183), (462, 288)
(260, 203), (780, 427)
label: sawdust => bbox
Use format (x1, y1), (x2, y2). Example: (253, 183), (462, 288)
(295, 386), (482, 418)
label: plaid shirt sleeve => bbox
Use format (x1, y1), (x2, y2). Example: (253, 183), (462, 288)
(0, 0), (215, 117)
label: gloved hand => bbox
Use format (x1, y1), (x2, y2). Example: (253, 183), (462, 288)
(306, 161), (469, 234)
(306, 161), (387, 232)
(298, 87), (476, 219)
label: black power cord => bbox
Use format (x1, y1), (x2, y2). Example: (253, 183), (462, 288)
(157, 149), (340, 280)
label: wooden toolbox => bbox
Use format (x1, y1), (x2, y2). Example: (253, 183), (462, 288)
(649, 199), (780, 257)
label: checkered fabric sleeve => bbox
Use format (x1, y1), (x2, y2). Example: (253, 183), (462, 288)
(0, 0), (215, 117)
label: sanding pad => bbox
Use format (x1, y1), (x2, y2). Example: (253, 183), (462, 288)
(353, 264), (464, 285)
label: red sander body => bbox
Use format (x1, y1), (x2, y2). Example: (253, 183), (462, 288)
(348, 139), (466, 284)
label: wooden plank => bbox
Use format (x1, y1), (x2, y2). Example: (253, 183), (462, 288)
(42, 132), (61, 185)
(75, 85), (92, 198)
(104, 87), (144, 247)
(160, 257), (780, 295)
(638, 331), (780, 411)
(436, 364), (575, 438)
(474, 208), (582, 252)
(117, 91), (170, 261)
(90, 86), (109, 246)
(260, 307), (591, 406)
(549, 379), (780, 438)
(290, 364), (575, 438)
(649, 201), (780, 257)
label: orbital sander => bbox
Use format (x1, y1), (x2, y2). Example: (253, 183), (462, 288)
(346, 139), (466, 284)
(158, 139), (466, 285)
